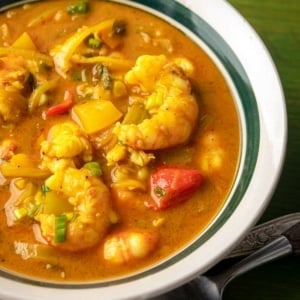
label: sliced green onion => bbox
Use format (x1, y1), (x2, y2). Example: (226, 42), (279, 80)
(83, 161), (102, 176)
(54, 215), (67, 243)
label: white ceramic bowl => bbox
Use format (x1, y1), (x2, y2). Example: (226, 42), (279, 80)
(0, 0), (287, 299)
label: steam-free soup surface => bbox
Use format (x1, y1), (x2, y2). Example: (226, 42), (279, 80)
(0, 0), (240, 282)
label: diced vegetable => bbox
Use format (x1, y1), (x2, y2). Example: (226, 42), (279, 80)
(72, 100), (122, 134)
(55, 214), (67, 243)
(10, 153), (35, 168)
(147, 166), (203, 210)
(50, 19), (116, 77)
(67, 0), (89, 15)
(112, 80), (127, 98)
(122, 102), (149, 125)
(12, 32), (37, 51)
(28, 78), (58, 112)
(44, 89), (74, 117)
(0, 163), (51, 178)
(42, 190), (73, 215)
(83, 161), (102, 176)
(158, 146), (194, 165)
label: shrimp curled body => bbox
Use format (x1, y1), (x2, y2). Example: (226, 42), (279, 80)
(103, 229), (159, 264)
(36, 167), (111, 252)
(114, 55), (199, 150)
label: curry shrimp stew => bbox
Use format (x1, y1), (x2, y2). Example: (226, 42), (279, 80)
(0, 0), (240, 282)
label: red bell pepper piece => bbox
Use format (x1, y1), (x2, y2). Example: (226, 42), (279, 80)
(147, 166), (203, 210)
(44, 89), (74, 117)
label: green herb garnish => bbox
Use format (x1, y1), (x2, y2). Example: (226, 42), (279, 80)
(154, 187), (166, 198)
(67, 1), (89, 15)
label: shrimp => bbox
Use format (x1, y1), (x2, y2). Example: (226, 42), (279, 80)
(113, 55), (199, 150)
(197, 132), (225, 174)
(40, 121), (92, 172)
(103, 229), (159, 264)
(35, 167), (111, 251)
(0, 56), (31, 124)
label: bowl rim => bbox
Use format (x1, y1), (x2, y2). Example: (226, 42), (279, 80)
(0, 0), (287, 299)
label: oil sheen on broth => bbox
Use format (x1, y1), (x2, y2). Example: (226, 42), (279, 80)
(0, 0), (240, 282)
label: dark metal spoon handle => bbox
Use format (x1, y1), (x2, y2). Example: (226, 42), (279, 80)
(212, 222), (300, 291)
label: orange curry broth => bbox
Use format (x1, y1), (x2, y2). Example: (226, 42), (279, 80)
(0, 0), (240, 282)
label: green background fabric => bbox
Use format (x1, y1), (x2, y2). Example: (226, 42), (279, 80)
(223, 1), (300, 299)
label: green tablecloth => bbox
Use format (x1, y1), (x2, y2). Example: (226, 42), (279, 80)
(224, 1), (300, 299)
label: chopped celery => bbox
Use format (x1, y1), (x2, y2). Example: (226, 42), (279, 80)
(122, 102), (150, 125)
